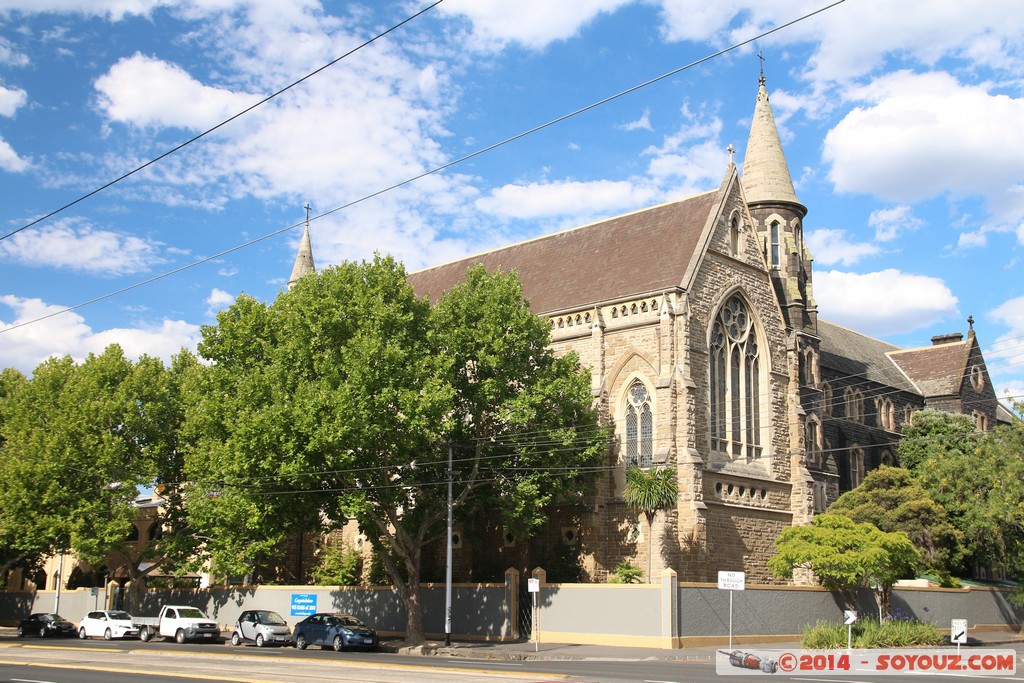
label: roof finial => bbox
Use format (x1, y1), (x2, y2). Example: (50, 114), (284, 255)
(968, 314), (975, 330)
(304, 202), (312, 226)
(758, 50), (766, 86)
(727, 144), (736, 165)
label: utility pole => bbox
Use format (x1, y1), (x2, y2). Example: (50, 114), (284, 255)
(444, 441), (453, 647)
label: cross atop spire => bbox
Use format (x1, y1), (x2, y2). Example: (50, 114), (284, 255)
(758, 50), (766, 86)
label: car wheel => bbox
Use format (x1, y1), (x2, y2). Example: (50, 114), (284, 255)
(78, 627), (87, 639)
(175, 629), (186, 644)
(16, 625), (24, 638)
(333, 635), (345, 652)
(295, 633), (307, 650)
(230, 632), (241, 646)
(38, 626), (47, 638)
(255, 633), (265, 648)
(104, 628), (112, 641)
(139, 628), (152, 642)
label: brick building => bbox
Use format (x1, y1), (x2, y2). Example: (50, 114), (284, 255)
(290, 75), (1006, 585)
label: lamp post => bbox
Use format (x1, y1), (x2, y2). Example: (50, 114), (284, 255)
(444, 441), (453, 647)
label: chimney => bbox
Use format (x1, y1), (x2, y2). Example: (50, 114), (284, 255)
(931, 333), (964, 346)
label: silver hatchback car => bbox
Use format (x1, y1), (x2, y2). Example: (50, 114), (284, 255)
(230, 610), (292, 647)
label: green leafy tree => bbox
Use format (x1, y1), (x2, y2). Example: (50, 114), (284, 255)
(0, 347), (199, 608)
(622, 466), (677, 583)
(310, 541), (363, 586)
(828, 466), (963, 585)
(896, 409), (978, 471)
(769, 513), (919, 618)
(911, 419), (1024, 595)
(183, 257), (607, 645)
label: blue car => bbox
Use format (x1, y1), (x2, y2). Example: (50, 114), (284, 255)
(292, 612), (378, 652)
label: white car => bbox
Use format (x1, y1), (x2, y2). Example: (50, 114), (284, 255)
(78, 610), (139, 640)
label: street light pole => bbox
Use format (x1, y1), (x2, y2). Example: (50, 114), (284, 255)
(444, 441), (453, 647)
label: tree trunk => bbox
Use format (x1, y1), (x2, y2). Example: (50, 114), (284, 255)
(401, 572), (426, 646)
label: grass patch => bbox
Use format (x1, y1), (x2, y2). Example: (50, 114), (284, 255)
(802, 619), (944, 649)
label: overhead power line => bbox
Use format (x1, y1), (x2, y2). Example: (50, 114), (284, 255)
(0, 0), (445, 244)
(0, 0), (848, 335)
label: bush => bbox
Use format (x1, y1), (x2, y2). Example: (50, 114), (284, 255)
(802, 618), (944, 649)
(608, 560), (643, 584)
(310, 542), (362, 586)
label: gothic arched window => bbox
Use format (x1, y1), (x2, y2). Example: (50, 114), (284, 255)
(710, 294), (763, 460)
(625, 380), (653, 468)
(770, 221), (781, 269)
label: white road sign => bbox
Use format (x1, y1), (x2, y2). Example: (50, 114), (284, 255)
(718, 570), (746, 591)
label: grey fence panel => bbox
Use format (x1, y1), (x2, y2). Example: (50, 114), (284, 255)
(535, 584), (661, 637)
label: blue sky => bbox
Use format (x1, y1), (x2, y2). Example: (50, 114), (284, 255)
(1, 0), (1024, 404)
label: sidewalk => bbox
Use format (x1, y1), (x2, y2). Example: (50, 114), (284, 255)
(392, 630), (1024, 662)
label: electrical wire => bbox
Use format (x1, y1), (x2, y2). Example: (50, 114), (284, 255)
(0, 0), (848, 335)
(0, 0), (445, 244)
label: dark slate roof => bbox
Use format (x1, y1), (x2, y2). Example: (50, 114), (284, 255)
(406, 190), (719, 314)
(817, 319), (920, 394)
(888, 338), (970, 397)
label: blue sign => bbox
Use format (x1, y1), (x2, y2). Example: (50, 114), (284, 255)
(290, 593), (317, 617)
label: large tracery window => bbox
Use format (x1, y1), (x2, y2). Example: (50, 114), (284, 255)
(625, 380), (653, 468)
(710, 295), (763, 461)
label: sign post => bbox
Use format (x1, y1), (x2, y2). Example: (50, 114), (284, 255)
(951, 618), (968, 654)
(844, 610), (857, 650)
(527, 578), (540, 652)
(718, 571), (745, 649)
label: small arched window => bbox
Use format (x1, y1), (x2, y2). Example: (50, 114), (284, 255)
(625, 380), (653, 468)
(850, 446), (865, 488)
(770, 221), (781, 269)
(729, 215), (740, 256)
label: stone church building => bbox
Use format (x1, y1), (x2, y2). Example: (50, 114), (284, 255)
(291, 76), (1006, 584)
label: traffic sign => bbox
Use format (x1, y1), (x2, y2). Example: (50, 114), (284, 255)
(718, 570), (745, 591)
(844, 610), (857, 625)
(951, 618), (968, 644)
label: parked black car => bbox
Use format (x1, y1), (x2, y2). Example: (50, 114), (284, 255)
(292, 613), (378, 651)
(18, 613), (76, 638)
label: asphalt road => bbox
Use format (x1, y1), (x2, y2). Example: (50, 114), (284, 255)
(0, 633), (1020, 683)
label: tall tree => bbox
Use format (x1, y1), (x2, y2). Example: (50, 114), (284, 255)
(622, 466), (677, 583)
(896, 409), (978, 471)
(828, 466), (963, 585)
(183, 258), (607, 645)
(0, 347), (198, 606)
(768, 513), (919, 618)
(911, 419), (1024, 593)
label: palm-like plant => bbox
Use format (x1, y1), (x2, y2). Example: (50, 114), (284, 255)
(622, 466), (678, 583)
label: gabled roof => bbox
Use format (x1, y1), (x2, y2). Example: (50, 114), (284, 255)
(817, 319), (920, 394)
(888, 336), (972, 398)
(407, 189), (721, 314)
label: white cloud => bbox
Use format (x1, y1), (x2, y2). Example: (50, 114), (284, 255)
(652, 1), (1024, 85)
(0, 136), (29, 172)
(622, 108), (652, 132)
(0, 295), (200, 375)
(205, 288), (235, 316)
(476, 179), (657, 220)
(824, 72), (1024, 217)
(438, 0), (633, 51)
(0, 219), (164, 275)
(868, 205), (923, 242)
(0, 0), (167, 21)
(815, 269), (958, 336)
(95, 53), (259, 130)
(805, 228), (879, 266)
(0, 84), (27, 117)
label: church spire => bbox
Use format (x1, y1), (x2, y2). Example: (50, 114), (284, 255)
(287, 203), (316, 290)
(741, 68), (804, 212)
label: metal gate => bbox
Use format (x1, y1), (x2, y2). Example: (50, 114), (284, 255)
(516, 572), (533, 640)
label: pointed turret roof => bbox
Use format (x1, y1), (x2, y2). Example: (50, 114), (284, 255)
(287, 222), (315, 289)
(741, 75), (803, 209)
